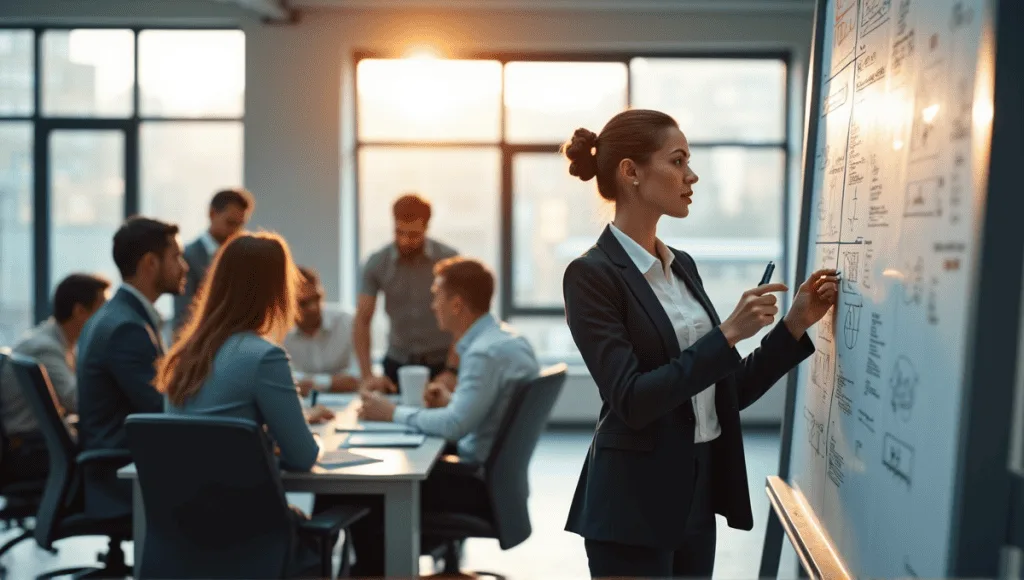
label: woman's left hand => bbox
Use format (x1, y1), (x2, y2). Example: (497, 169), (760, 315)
(784, 268), (841, 338)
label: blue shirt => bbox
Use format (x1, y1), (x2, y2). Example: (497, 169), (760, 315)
(166, 332), (320, 472)
(393, 314), (540, 463)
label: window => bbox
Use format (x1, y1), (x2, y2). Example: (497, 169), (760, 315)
(42, 30), (135, 118)
(0, 27), (245, 331)
(0, 121), (32, 344)
(355, 54), (789, 362)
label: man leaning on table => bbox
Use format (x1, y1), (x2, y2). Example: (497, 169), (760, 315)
(353, 193), (460, 393)
(354, 256), (540, 575)
(283, 265), (362, 396)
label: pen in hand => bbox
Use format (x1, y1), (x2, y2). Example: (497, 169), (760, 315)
(759, 261), (776, 286)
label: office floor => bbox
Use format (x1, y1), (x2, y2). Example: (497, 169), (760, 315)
(0, 429), (796, 579)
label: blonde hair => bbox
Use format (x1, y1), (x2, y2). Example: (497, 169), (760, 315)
(156, 232), (299, 406)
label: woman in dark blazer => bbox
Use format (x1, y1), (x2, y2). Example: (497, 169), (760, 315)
(561, 109), (839, 578)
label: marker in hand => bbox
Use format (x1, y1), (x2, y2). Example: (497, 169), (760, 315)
(759, 261), (776, 286)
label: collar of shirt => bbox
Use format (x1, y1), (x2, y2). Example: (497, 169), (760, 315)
(120, 283), (163, 329)
(608, 223), (675, 281)
(200, 230), (220, 258)
(455, 313), (498, 358)
(388, 238), (436, 262)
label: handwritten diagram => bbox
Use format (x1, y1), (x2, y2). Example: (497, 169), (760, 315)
(882, 432), (915, 486)
(905, 177), (945, 218)
(889, 355), (918, 421)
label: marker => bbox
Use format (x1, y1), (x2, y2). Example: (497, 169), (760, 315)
(310, 390), (319, 408)
(759, 261), (776, 285)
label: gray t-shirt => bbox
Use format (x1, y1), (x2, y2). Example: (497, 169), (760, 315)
(360, 239), (458, 362)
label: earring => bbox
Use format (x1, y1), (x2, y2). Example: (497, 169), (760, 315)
(633, 180), (640, 186)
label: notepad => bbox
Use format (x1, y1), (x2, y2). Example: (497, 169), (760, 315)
(335, 421), (416, 433)
(317, 449), (382, 469)
(343, 433), (426, 448)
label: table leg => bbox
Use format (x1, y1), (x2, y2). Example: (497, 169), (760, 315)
(383, 480), (420, 577)
(132, 479), (146, 574)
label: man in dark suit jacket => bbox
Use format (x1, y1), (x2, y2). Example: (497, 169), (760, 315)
(172, 188), (253, 333)
(77, 216), (188, 517)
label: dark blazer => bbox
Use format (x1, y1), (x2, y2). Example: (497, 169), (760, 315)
(172, 237), (211, 332)
(77, 287), (165, 516)
(563, 226), (814, 549)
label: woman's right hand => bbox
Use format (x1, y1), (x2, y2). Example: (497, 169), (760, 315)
(719, 283), (789, 347)
(304, 404), (336, 425)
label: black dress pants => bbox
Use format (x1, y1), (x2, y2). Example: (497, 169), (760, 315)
(584, 442), (717, 579)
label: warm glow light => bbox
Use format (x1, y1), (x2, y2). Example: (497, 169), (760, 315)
(972, 99), (994, 125)
(403, 45), (443, 60)
(503, 62), (627, 112)
(892, 139), (904, 151)
(357, 58), (502, 127)
(882, 268), (904, 279)
(921, 103), (940, 123)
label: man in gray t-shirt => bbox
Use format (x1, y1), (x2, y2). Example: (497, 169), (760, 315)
(354, 194), (459, 392)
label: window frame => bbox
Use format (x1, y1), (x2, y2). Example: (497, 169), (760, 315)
(0, 25), (245, 323)
(353, 49), (793, 324)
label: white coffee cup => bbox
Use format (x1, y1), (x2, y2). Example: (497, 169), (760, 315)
(397, 365), (430, 407)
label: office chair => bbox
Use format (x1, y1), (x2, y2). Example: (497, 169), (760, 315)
(10, 352), (133, 579)
(0, 349), (46, 576)
(423, 363), (568, 579)
(124, 414), (368, 579)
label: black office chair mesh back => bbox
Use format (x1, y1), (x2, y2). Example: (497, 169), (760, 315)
(124, 414), (298, 579)
(9, 352), (82, 547)
(483, 363), (567, 550)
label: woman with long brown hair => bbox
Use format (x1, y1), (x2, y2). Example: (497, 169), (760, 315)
(156, 232), (331, 472)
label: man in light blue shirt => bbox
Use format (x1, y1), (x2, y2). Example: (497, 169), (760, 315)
(360, 257), (539, 463)
(353, 257), (539, 576)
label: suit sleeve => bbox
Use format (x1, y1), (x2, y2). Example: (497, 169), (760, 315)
(107, 323), (164, 413)
(680, 252), (815, 410)
(563, 258), (743, 430)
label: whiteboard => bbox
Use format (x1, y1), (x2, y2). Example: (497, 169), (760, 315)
(788, 0), (988, 576)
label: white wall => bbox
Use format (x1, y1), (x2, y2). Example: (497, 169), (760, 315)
(1, 0), (815, 425)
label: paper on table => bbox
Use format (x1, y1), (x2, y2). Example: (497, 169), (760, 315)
(343, 433), (427, 448)
(336, 420), (416, 433)
(317, 448), (382, 469)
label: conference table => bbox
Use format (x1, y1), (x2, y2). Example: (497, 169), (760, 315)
(117, 392), (446, 577)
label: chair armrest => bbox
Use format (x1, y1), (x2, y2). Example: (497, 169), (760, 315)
(76, 449), (132, 466)
(435, 455), (485, 479)
(296, 505), (370, 538)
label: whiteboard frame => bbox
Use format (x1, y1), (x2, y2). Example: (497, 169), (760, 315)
(758, 0), (828, 574)
(764, 0), (1024, 577)
(948, 0), (1023, 575)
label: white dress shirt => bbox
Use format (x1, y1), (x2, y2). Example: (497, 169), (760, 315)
(282, 307), (356, 390)
(609, 224), (721, 443)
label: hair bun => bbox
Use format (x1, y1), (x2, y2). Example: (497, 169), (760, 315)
(564, 128), (599, 182)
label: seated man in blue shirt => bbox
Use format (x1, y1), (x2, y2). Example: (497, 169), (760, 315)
(353, 256), (540, 575)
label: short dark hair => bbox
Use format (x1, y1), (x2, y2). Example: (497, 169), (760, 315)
(210, 188), (254, 213)
(563, 109), (679, 201)
(433, 257), (494, 314)
(297, 265), (320, 286)
(53, 273), (110, 323)
(112, 217), (180, 279)
(393, 194), (432, 223)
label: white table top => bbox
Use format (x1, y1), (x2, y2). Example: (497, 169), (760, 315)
(118, 394), (444, 482)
